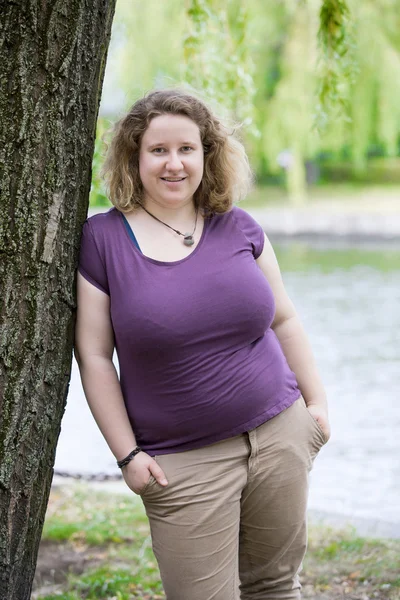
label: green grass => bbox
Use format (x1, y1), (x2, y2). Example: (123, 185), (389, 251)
(35, 484), (400, 600)
(74, 566), (154, 599)
(306, 524), (400, 593)
(38, 595), (79, 600)
(36, 558), (164, 599)
(42, 486), (148, 545)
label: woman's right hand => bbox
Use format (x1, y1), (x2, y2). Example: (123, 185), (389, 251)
(121, 451), (168, 495)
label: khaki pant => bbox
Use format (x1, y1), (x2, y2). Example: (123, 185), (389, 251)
(141, 397), (326, 600)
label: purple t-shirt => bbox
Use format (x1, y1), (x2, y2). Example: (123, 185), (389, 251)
(78, 206), (300, 455)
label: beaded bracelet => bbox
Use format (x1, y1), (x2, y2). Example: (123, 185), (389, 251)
(117, 446), (142, 469)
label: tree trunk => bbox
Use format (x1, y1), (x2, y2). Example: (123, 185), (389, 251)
(0, 1), (116, 597)
(286, 147), (307, 206)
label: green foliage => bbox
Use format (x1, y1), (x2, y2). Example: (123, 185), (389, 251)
(183, 0), (257, 133)
(319, 1), (400, 173)
(307, 524), (400, 590)
(319, 158), (400, 183)
(350, 2), (400, 168)
(42, 486), (147, 545)
(90, 0), (400, 206)
(317, 0), (355, 128)
(74, 567), (138, 598)
(37, 564), (164, 599)
(89, 118), (111, 208)
(110, 0), (185, 103)
(259, 2), (318, 202)
(315, 535), (375, 559)
(37, 563), (165, 600)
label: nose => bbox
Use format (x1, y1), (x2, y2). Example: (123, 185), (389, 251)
(165, 151), (183, 171)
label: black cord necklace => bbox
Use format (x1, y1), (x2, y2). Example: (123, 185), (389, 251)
(140, 205), (199, 246)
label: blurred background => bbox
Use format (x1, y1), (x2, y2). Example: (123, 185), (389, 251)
(57, 0), (400, 534)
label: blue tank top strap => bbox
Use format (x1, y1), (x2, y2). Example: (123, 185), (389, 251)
(121, 214), (142, 253)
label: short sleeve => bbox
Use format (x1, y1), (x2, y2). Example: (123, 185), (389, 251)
(78, 219), (110, 295)
(232, 207), (265, 259)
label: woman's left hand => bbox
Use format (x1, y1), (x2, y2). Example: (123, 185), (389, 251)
(306, 404), (331, 443)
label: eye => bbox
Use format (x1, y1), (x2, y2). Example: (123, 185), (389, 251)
(152, 147), (165, 154)
(181, 146), (193, 152)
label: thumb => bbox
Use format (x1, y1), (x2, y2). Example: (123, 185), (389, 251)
(149, 461), (168, 486)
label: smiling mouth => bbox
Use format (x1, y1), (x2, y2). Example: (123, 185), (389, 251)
(161, 177), (187, 182)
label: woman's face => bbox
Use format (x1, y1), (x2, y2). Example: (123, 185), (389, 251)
(139, 114), (204, 210)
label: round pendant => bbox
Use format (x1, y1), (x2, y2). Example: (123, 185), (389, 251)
(183, 234), (194, 246)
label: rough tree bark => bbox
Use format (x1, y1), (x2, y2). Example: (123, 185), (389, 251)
(0, 1), (116, 597)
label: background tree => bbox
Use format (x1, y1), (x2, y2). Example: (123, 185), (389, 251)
(0, 1), (116, 598)
(112, 0), (185, 101)
(94, 0), (400, 208)
(98, 0), (358, 204)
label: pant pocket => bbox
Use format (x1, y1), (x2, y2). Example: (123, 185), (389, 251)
(139, 473), (156, 496)
(299, 397), (327, 446)
(139, 456), (159, 497)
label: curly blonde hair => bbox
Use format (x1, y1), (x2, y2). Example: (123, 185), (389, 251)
(101, 88), (253, 214)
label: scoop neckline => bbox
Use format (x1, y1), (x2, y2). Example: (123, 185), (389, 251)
(118, 209), (211, 266)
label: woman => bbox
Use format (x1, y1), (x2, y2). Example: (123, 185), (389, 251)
(75, 88), (330, 600)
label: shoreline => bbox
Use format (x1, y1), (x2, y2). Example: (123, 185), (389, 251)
(246, 206), (400, 243)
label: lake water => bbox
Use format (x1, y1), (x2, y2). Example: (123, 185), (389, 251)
(55, 242), (400, 526)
